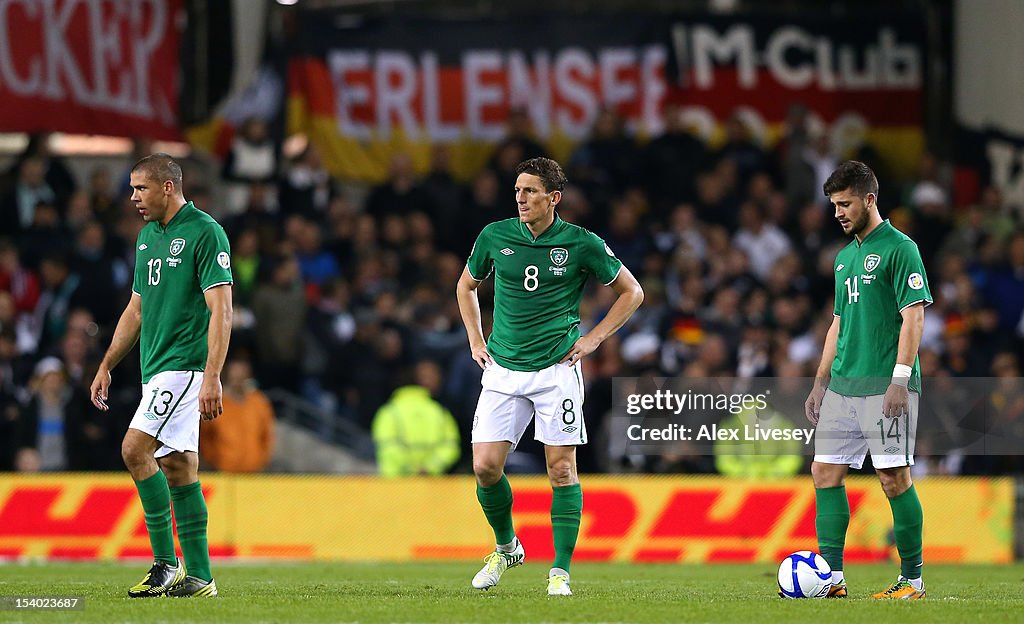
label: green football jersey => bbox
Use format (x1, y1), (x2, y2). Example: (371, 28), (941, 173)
(467, 216), (623, 371)
(830, 220), (932, 396)
(132, 202), (233, 383)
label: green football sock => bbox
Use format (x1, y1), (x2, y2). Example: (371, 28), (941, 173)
(815, 485), (850, 572)
(170, 481), (212, 582)
(551, 483), (582, 573)
(477, 474), (515, 545)
(134, 471), (176, 566)
(888, 484), (924, 579)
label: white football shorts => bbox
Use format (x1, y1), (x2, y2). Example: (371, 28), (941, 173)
(813, 388), (918, 469)
(471, 359), (587, 449)
(129, 370), (204, 458)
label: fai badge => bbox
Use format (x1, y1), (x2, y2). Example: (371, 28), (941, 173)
(169, 238), (186, 257)
(549, 248), (568, 276)
(864, 254), (881, 272)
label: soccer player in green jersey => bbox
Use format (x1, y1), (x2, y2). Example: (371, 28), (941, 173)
(456, 157), (643, 595)
(90, 154), (232, 598)
(805, 161), (931, 600)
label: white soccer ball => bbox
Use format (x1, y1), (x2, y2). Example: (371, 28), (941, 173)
(777, 551), (832, 598)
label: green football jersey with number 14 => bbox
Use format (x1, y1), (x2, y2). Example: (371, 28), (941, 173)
(132, 202), (233, 383)
(831, 220), (932, 396)
(467, 217), (623, 372)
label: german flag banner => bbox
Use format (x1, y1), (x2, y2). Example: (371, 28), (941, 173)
(286, 11), (927, 182)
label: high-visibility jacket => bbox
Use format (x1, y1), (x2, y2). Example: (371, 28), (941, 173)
(372, 386), (460, 477)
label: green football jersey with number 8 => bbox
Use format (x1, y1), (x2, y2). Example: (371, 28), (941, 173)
(467, 217), (623, 372)
(132, 202), (233, 383)
(831, 220), (932, 396)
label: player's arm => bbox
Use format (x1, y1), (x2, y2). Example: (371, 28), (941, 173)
(560, 265), (644, 365)
(456, 266), (492, 370)
(882, 302), (925, 419)
(90, 293), (142, 411)
(804, 314), (840, 425)
(199, 284), (233, 421)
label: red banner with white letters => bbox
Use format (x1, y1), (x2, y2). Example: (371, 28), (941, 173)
(0, 0), (184, 140)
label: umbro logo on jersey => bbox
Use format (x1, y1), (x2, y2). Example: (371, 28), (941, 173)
(835, 264), (844, 272)
(500, 248), (515, 255)
(139, 244), (148, 251)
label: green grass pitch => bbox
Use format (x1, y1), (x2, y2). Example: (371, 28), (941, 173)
(1, 562), (1022, 623)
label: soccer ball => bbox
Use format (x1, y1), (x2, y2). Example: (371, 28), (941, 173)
(777, 551), (832, 598)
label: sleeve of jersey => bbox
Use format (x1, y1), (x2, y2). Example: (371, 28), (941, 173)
(891, 241), (933, 311)
(832, 260), (842, 317)
(465, 228), (493, 281)
(196, 224), (234, 292)
(131, 235), (144, 296)
(584, 231), (624, 285)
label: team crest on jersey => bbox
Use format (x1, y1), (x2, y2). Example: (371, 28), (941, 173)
(907, 272), (924, 290)
(169, 238), (186, 257)
(864, 254), (881, 272)
(550, 248), (569, 267)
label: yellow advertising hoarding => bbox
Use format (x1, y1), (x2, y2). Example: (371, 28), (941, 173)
(0, 475), (1011, 563)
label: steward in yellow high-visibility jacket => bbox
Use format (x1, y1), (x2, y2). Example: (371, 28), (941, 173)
(372, 385), (461, 477)
(713, 406), (804, 479)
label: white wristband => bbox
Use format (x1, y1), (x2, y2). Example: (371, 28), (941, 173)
(892, 364), (912, 387)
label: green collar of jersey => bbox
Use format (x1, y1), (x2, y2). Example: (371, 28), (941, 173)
(855, 218), (892, 247)
(158, 201), (195, 233)
(517, 215), (566, 243)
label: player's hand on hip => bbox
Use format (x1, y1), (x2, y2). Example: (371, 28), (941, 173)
(560, 334), (599, 366)
(198, 375), (223, 420)
(804, 384), (826, 425)
(470, 343), (493, 370)
(90, 368), (111, 411)
(882, 383), (909, 419)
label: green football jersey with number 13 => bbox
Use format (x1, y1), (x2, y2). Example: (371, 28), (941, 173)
(132, 201), (233, 383)
(467, 217), (623, 372)
(831, 220), (932, 396)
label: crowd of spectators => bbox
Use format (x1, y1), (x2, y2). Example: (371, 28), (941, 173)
(0, 103), (1022, 476)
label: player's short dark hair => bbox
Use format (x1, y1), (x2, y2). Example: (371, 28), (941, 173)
(132, 152), (183, 189)
(823, 160), (878, 200)
(514, 157), (567, 193)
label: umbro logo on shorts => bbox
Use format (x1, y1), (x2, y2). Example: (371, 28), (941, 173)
(500, 248), (515, 255)
(884, 445), (900, 453)
(143, 412), (159, 421)
(562, 425), (578, 433)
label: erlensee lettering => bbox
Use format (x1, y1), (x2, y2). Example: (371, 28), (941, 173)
(627, 423), (815, 445)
